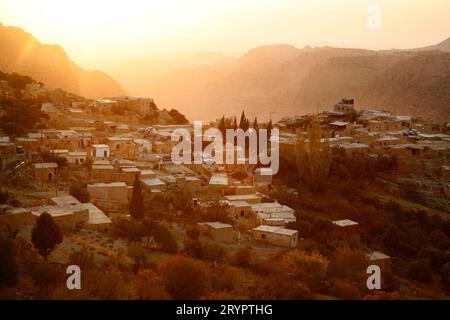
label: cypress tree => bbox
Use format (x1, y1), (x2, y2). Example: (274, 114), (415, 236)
(31, 212), (63, 261)
(130, 174), (145, 221)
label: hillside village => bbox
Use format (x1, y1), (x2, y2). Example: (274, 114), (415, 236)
(1, 73), (450, 300)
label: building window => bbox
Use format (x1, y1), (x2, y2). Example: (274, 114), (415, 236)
(261, 234), (266, 239)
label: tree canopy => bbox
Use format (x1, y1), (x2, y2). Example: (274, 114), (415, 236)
(31, 212), (63, 260)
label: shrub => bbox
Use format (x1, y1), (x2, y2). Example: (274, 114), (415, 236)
(0, 190), (9, 204)
(251, 275), (312, 299)
(31, 262), (63, 296)
(152, 223), (178, 253)
(183, 238), (203, 259)
(329, 247), (367, 284)
(186, 225), (200, 240)
(407, 259), (433, 283)
(282, 250), (329, 289)
(158, 255), (209, 299)
(233, 246), (251, 268)
(202, 243), (226, 262)
(68, 246), (95, 270)
(0, 237), (18, 288)
(112, 218), (144, 244)
(441, 262), (450, 292)
(134, 269), (169, 299)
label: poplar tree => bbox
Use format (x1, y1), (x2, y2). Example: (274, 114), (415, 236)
(252, 117), (258, 130)
(296, 117), (331, 191)
(295, 131), (307, 182)
(232, 117), (238, 130)
(218, 116), (226, 137)
(239, 110), (246, 130)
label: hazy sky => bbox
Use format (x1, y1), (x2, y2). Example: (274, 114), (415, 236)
(1, 0), (450, 69)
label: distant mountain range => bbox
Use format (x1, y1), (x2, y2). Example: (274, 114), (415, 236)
(1, 22), (449, 122)
(0, 23), (125, 99)
(108, 38), (450, 122)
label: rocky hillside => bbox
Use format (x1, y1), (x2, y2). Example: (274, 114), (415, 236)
(0, 23), (125, 99)
(294, 51), (450, 120)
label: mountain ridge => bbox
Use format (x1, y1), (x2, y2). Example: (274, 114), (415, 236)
(0, 23), (126, 99)
(108, 38), (450, 121)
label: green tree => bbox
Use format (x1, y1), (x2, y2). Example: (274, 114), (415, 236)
(130, 174), (145, 221)
(31, 212), (63, 261)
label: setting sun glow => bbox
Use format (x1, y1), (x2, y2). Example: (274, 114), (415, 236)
(1, 0), (450, 69)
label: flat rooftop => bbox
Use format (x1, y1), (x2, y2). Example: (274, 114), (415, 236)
(333, 219), (359, 227)
(198, 222), (233, 229)
(33, 162), (58, 169)
(252, 225), (297, 236)
(209, 174), (229, 185)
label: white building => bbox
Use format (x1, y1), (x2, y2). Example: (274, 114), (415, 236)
(208, 174), (229, 191)
(92, 144), (110, 158)
(251, 225), (298, 248)
(250, 202), (296, 225)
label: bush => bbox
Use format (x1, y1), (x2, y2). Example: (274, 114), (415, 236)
(68, 246), (95, 270)
(186, 225), (200, 240)
(328, 279), (364, 299)
(233, 246), (251, 268)
(158, 255), (209, 299)
(202, 243), (226, 262)
(31, 262), (63, 296)
(89, 265), (129, 299)
(210, 264), (239, 293)
(251, 275), (312, 299)
(183, 238), (204, 259)
(329, 247), (367, 284)
(152, 223), (178, 253)
(0, 190), (9, 204)
(127, 243), (148, 273)
(407, 259), (433, 283)
(112, 218), (144, 244)
(282, 250), (329, 289)
(134, 269), (169, 299)
(0, 237), (18, 288)
(441, 262), (450, 292)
